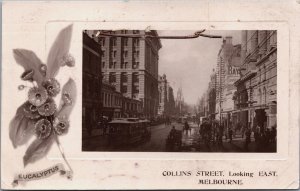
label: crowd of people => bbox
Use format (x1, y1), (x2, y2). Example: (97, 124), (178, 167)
(198, 118), (277, 151)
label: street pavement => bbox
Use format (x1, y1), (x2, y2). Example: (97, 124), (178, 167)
(82, 122), (276, 152)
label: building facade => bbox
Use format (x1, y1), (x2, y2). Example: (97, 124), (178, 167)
(208, 69), (217, 119)
(215, 37), (242, 127)
(97, 30), (162, 118)
(122, 97), (143, 118)
(234, 30), (277, 131)
(101, 81), (122, 119)
(82, 31), (102, 136)
(158, 74), (175, 116)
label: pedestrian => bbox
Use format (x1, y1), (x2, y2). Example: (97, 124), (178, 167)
(169, 126), (176, 139)
(228, 128), (233, 143)
(217, 122), (223, 146)
(244, 127), (251, 151)
(270, 125), (277, 143)
(254, 126), (260, 143)
(266, 128), (271, 144)
(184, 121), (190, 135)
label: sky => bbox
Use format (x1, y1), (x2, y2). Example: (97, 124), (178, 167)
(157, 30), (241, 105)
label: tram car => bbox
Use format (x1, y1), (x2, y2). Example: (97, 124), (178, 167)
(107, 118), (151, 146)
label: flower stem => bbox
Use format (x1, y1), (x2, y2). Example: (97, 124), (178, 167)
(54, 135), (73, 173)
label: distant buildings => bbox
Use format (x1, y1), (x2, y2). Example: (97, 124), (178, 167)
(158, 74), (175, 116)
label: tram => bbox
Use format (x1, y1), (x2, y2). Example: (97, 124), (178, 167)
(107, 118), (151, 146)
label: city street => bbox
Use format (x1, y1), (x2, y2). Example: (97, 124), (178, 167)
(82, 122), (276, 152)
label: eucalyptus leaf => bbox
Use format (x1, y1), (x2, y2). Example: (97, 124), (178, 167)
(46, 25), (73, 78)
(57, 78), (77, 119)
(23, 134), (55, 167)
(13, 49), (45, 85)
(9, 103), (35, 148)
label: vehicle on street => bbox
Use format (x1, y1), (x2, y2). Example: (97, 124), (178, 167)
(107, 118), (151, 147)
(166, 129), (182, 151)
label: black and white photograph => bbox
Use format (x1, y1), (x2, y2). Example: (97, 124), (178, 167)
(3, 1), (300, 189)
(82, 30), (277, 153)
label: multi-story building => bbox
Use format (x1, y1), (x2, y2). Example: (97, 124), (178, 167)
(216, 37), (241, 127)
(96, 30), (162, 118)
(158, 74), (175, 116)
(175, 86), (184, 116)
(208, 69), (217, 119)
(234, 30), (277, 131)
(158, 74), (167, 116)
(166, 84), (176, 116)
(122, 97), (143, 118)
(82, 31), (102, 136)
(101, 81), (123, 119)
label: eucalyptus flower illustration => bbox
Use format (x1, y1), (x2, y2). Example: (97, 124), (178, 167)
(28, 87), (48, 107)
(34, 119), (52, 139)
(53, 117), (70, 135)
(38, 99), (57, 117)
(9, 24), (76, 174)
(42, 78), (60, 97)
(22, 101), (40, 120)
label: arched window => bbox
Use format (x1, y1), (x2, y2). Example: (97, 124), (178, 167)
(263, 87), (267, 104)
(258, 89), (262, 104)
(263, 66), (266, 81)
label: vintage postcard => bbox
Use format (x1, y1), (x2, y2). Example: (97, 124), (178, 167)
(1, 1), (299, 189)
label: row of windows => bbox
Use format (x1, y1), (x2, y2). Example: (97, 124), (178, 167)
(102, 50), (140, 59)
(107, 72), (139, 83)
(123, 101), (140, 111)
(103, 61), (140, 69)
(102, 91), (141, 112)
(102, 92), (122, 108)
(98, 37), (140, 47)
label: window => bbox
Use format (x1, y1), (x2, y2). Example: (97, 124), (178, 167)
(133, 30), (139, 34)
(121, 85), (127, 94)
(102, 62), (105, 68)
(133, 86), (139, 94)
(134, 51), (139, 59)
(113, 51), (117, 58)
(101, 50), (105, 58)
(109, 72), (116, 84)
(112, 38), (117, 46)
(133, 62), (139, 69)
(258, 89), (262, 104)
(263, 87), (267, 104)
(99, 37), (105, 46)
(132, 72), (139, 83)
(263, 66), (266, 81)
(123, 50), (128, 58)
(121, 61), (128, 69)
(108, 94), (111, 107)
(113, 62), (116, 68)
(121, 72), (128, 83)
(123, 38), (128, 46)
(133, 38), (140, 46)
(104, 93), (107, 106)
